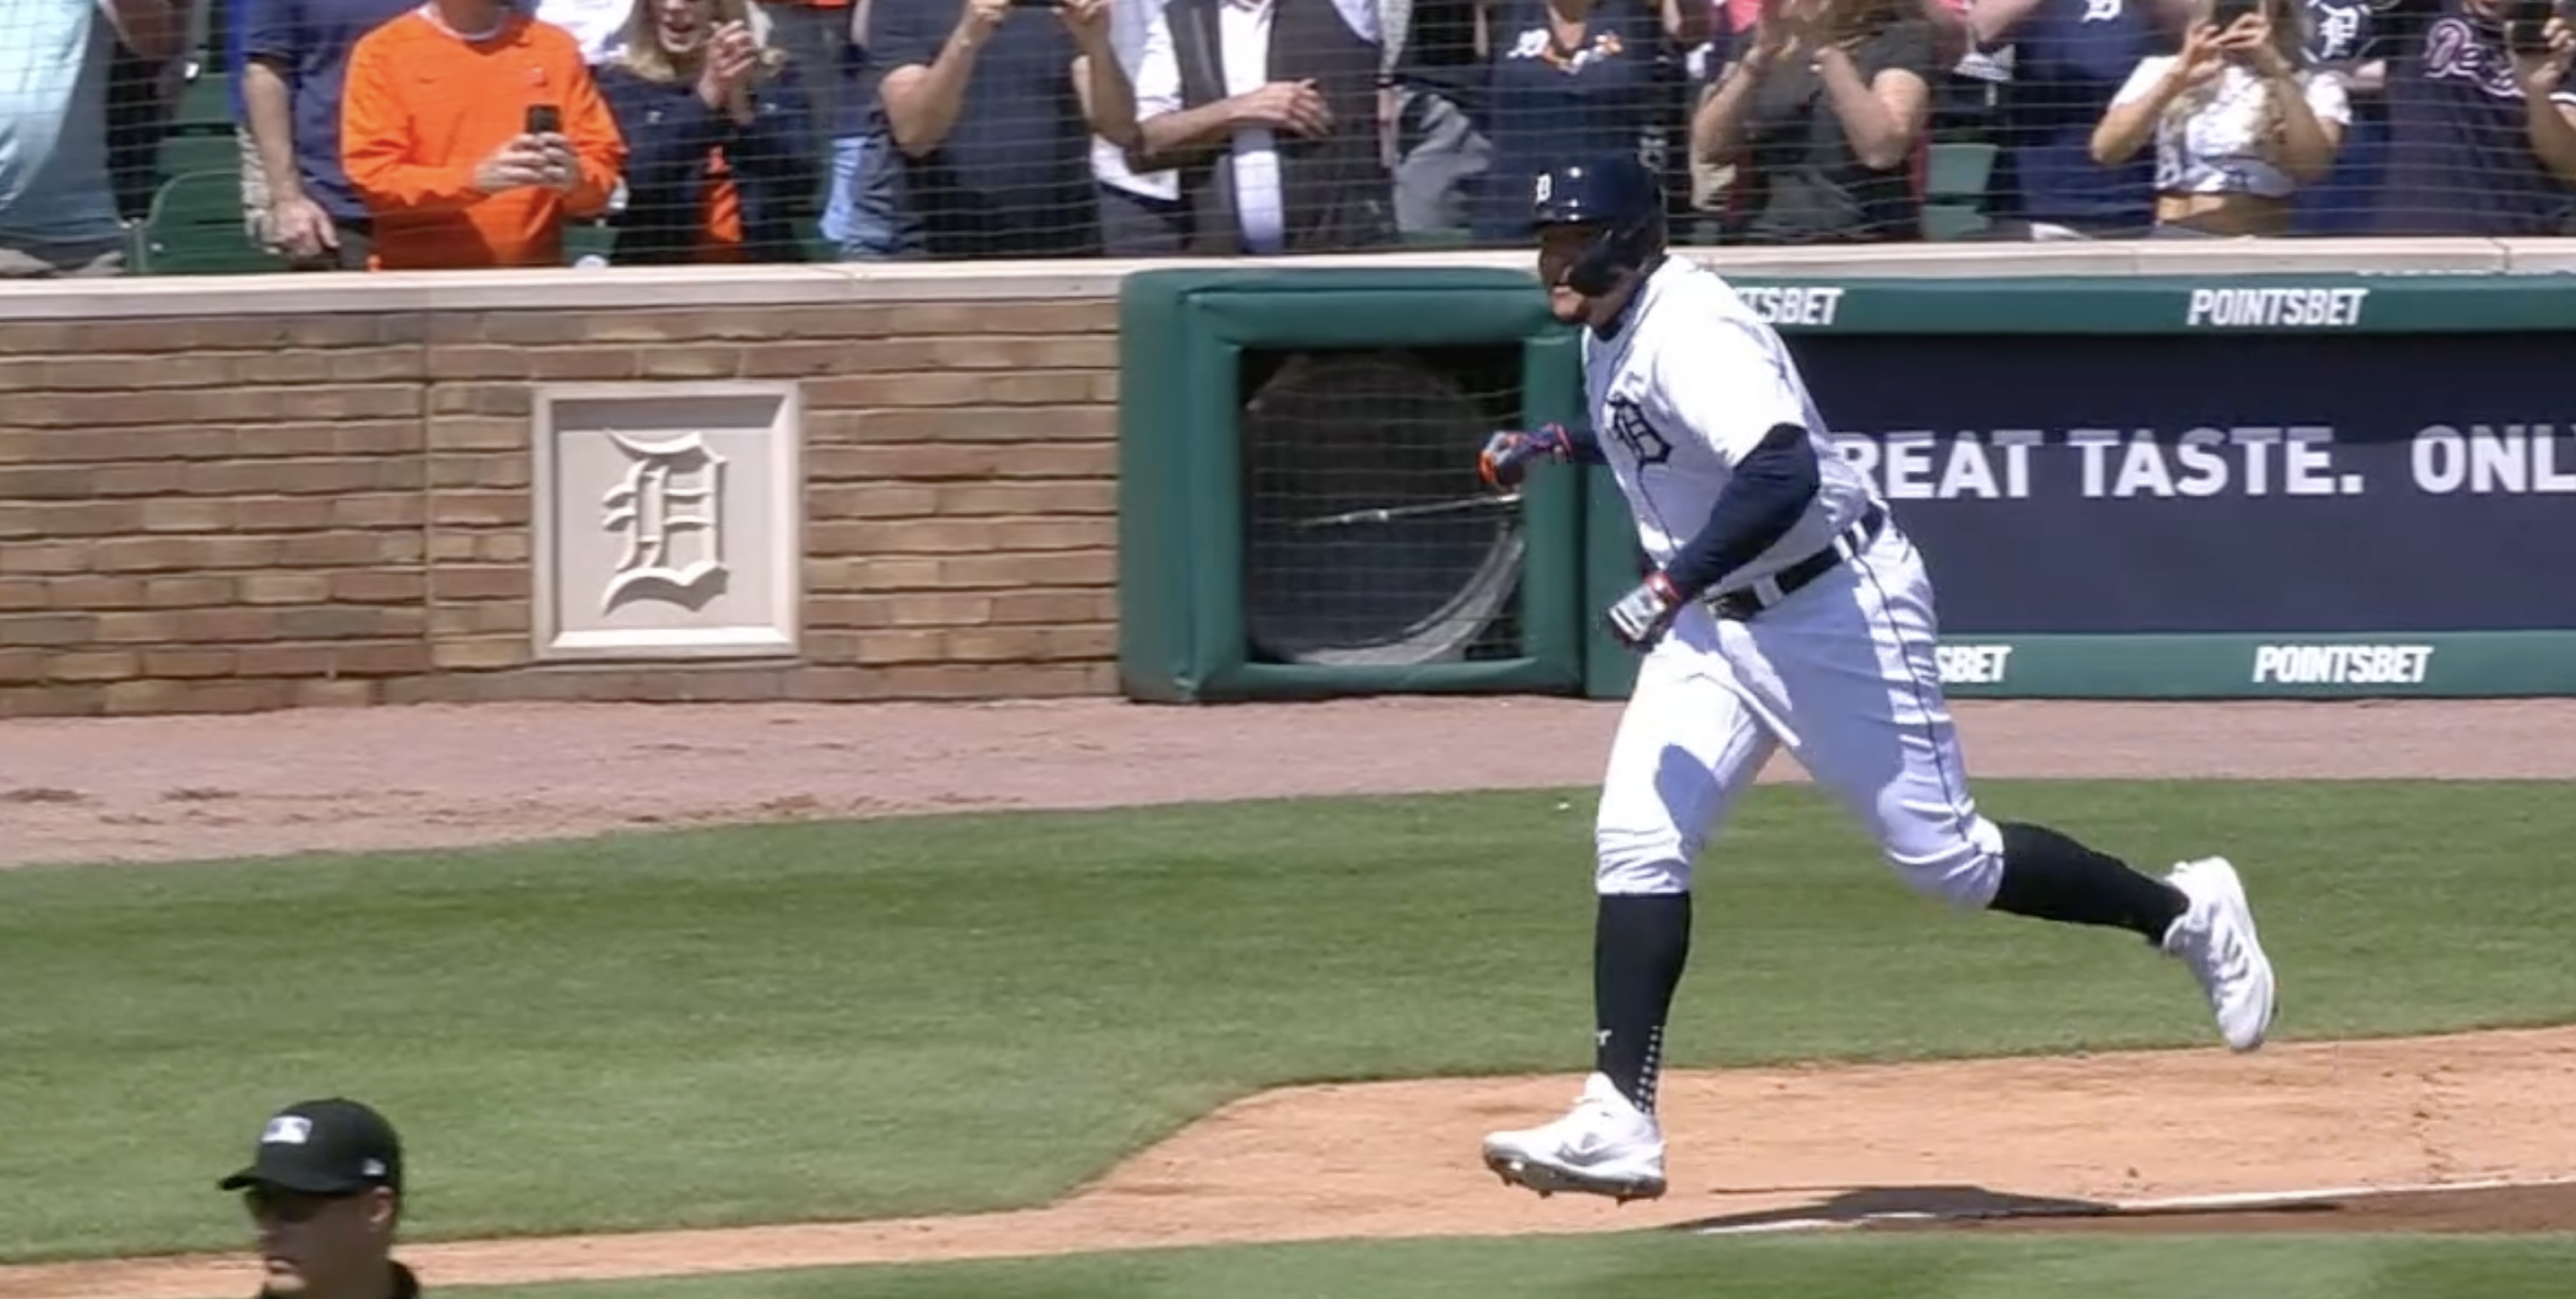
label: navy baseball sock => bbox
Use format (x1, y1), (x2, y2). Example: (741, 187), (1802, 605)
(1595, 891), (1692, 1116)
(1991, 822), (2188, 943)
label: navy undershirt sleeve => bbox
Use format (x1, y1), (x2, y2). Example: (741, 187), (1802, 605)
(1559, 421), (1608, 466)
(1661, 424), (1820, 601)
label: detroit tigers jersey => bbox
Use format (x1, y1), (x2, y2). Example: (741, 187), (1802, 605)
(1583, 257), (1884, 597)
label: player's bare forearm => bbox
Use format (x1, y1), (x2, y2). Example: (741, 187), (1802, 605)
(1690, 61), (1766, 164)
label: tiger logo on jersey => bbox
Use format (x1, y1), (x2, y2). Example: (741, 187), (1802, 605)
(1605, 396), (1672, 467)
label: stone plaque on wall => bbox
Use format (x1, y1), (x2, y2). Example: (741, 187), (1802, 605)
(530, 382), (803, 660)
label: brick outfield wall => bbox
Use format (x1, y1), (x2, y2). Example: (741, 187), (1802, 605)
(0, 301), (1122, 719)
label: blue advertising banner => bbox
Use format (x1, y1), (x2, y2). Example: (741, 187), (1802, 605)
(1797, 334), (2572, 638)
(1580, 275), (2576, 701)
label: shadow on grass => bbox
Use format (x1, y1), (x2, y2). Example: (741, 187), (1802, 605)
(1664, 1184), (2346, 1234)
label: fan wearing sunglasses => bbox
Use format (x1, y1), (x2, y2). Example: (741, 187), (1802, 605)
(218, 1098), (416, 1299)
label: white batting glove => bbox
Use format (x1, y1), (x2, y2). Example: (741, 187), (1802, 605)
(1605, 572), (1683, 650)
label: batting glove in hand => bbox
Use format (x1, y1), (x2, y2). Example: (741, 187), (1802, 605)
(1478, 424), (1573, 490)
(1605, 572), (1684, 650)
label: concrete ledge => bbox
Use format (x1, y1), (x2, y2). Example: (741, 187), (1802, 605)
(0, 238), (2560, 321)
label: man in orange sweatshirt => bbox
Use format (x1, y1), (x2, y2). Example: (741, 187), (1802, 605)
(340, 0), (629, 269)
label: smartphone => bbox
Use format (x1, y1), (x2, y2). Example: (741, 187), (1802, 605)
(525, 104), (562, 135)
(2505, 0), (2555, 52)
(1007, 0), (1062, 8)
(2209, 0), (2258, 24)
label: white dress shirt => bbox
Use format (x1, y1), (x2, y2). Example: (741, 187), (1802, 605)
(1093, 0), (1182, 202)
(534, 0), (638, 64)
(1134, 0), (1379, 251)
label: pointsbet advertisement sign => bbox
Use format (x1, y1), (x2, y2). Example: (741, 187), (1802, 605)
(1713, 275), (2572, 697)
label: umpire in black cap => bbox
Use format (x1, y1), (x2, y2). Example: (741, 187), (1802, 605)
(218, 1098), (418, 1299)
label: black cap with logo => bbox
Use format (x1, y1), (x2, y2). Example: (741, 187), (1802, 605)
(218, 1098), (405, 1197)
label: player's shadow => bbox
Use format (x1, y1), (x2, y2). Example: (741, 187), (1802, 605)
(1665, 1184), (2106, 1232)
(1660, 1183), (2334, 1232)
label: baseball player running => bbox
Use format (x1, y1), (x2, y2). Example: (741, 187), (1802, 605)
(1471, 154), (2277, 1206)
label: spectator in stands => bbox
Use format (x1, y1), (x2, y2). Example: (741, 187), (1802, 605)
(2367, 0), (2576, 233)
(754, 0), (861, 200)
(2088, 0), (2350, 235)
(869, 0), (1139, 257)
(601, 0), (821, 261)
(1974, 0), (2194, 236)
(1128, 0), (1397, 252)
(2290, 0), (2397, 231)
(106, 17), (189, 226)
(0, 0), (189, 277)
(1381, 0), (1493, 238)
(1471, 0), (1703, 244)
(339, 0), (629, 268)
(823, 37), (928, 256)
(1090, 0), (1188, 254)
(1687, 0), (1939, 240)
(239, 0), (420, 271)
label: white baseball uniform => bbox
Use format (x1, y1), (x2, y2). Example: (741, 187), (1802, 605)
(1586, 257), (2006, 910)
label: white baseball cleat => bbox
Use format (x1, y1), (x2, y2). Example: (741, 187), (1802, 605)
(2160, 857), (2277, 1052)
(1480, 1072), (1668, 1203)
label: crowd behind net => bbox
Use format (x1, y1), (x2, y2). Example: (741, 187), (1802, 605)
(9, 0), (2574, 278)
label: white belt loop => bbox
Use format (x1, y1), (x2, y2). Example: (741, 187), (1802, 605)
(1751, 574), (1785, 607)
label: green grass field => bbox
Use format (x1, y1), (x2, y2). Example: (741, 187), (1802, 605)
(4, 779), (2573, 1291)
(458, 1232), (2576, 1299)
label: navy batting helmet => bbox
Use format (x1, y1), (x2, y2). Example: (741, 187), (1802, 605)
(1529, 153), (1666, 296)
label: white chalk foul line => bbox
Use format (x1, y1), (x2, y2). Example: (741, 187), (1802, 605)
(2110, 1174), (2576, 1214)
(1691, 1175), (2576, 1236)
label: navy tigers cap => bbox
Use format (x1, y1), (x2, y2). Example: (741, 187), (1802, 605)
(218, 1098), (404, 1197)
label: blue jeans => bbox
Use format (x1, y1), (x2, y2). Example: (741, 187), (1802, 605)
(826, 129), (924, 260)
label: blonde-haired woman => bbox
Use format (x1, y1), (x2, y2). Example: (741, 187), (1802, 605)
(597, 0), (823, 263)
(2087, 0), (2348, 237)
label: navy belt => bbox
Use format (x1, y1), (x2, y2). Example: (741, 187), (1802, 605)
(1706, 503), (1888, 622)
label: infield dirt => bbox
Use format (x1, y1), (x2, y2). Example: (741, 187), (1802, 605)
(2, 697), (2571, 1297)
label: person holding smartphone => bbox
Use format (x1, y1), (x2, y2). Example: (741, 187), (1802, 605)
(868, 0), (1139, 257)
(2363, 0), (2576, 231)
(2087, 0), (2350, 234)
(339, 0), (630, 268)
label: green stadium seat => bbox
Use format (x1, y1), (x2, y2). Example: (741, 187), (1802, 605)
(1919, 202), (1992, 242)
(1919, 142), (1998, 241)
(169, 68), (235, 132)
(564, 218), (617, 266)
(158, 129), (240, 182)
(133, 169), (284, 274)
(1924, 141), (1996, 205)
(153, 58), (243, 191)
